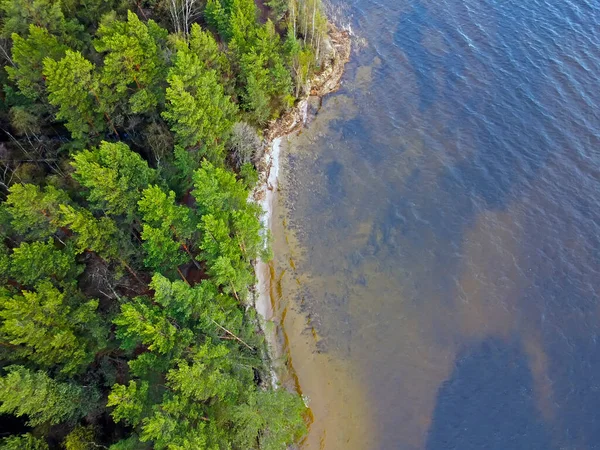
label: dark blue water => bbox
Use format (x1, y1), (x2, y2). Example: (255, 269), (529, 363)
(281, 0), (600, 448)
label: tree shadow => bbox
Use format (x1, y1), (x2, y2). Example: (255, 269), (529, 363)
(426, 337), (554, 450)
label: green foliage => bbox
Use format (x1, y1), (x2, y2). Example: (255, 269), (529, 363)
(191, 160), (265, 298)
(108, 380), (150, 426)
(71, 141), (155, 220)
(6, 25), (68, 102)
(138, 395), (212, 450)
(9, 239), (80, 285)
(94, 11), (167, 114)
(0, 245), (10, 284)
(43, 50), (105, 140)
(232, 389), (308, 450)
(192, 160), (249, 216)
(0, 0), (319, 446)
(58, 204), (124, 261)
(0, 0), (83, 44)
(138, 185), (193, 272)
(166, 342), (239, 402)
(113, 296), (191, 354)
(0, 281), (104, 373)
(0, 433), (49, 450)
(63, 426), (97, 450)
(162, 38), (237, 161)
(4, 183), (70, 240)
(108, 436), (146, 450)
(187, 23), (229, 75)
(0, 365), (93, 425)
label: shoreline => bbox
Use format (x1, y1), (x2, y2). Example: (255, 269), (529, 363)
(252, 23), (352, 386)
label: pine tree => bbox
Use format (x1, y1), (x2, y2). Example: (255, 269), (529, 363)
(138, 185), (195, 273)
(232, 389), (307, 450)
(162, 43), (236, 161)
(192, 160), (249, 215)
(58, 205), (123, 261)
(149, 273), (232, 330)
(43, 50), (105, 140)
(188, 23), (229, 75)
(0, 0), (83, 44)
(0, 365), (95, 425)
(94, 11), (167, 114)
(0, 433), (49, 450)
(71, 141), (155, 220)
(113, 297), (192, 354)
(0, 281), (104, 374)
(6, 25), (68, 102)
(4, 184), (70, 240)
(165, 342), (239, 402)
(107, 380), (150, 427)
(9, 239), (81, 285)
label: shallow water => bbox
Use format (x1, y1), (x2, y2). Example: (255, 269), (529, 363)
(273, 0), (600, 448)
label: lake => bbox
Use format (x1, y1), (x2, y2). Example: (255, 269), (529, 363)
(271, 0), (600, 448)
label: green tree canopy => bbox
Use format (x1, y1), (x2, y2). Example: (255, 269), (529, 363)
(71, 141), (155, 220)
(138, 185), (194, 272)
(0, 365), (95, 425)
(9, 239), (81, 285)
(6, 24), (68, 102)
(4, 184), (70, 240)
(94, 11), (168, 114)
(0, 433), (49, 450)
(43, 50), (105, 140)
(0, 0), (83, 43)
(113, 296), (192, 354)
(232, 389), (307, 450)
(162, 42), (237, 161)
(0, 281), (104, 373)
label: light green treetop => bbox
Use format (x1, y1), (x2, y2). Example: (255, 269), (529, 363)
(9, 239), (81, 285)
(94, 11), (167, 114)
(6, 25), (68, 102)
(0, 365), (94, 425)
(43, 50), (105, 139)
(113, 297), (192, 354)
(0, 433), (49, 450)
(5, 183), (70, 240)
(0, 281), (103, 374)
(71, 141), (155, 220)
(0, 0), (83, 43)
(162, 44), (236, 161)
(138, 185), (194, 272)
(232, 389), (307, 450)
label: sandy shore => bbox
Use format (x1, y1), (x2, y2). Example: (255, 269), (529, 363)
(251, 24), (351, 380)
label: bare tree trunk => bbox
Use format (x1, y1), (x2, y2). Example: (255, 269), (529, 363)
(303, 1), (309, 44)
(311, 0), (317, 47)
(169, 0), (182, 34)
(291, 0), (297, 37)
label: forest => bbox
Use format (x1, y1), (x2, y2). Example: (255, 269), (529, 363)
(0, 0), (329, 448)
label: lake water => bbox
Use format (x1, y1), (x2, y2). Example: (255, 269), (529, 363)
(270, 0), (600, 448)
